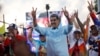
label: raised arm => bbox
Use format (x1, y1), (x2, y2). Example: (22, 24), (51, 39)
(62, 7), (73, 25)
(31, 7), (37, 27)
(74, 11), (84, 33)
(70, 14), (80, 29)
(62, 7), (73, 34)
(88, 1), (100, 26)
(84, 15), (90, 27)
(31, 7), (47, 35)
(83, 15), (90, 43)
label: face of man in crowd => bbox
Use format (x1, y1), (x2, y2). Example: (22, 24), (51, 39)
(6, 33), (10, 37)
(50, 17), (60, 29)
(8, 27), (14, 32)
(8, 27), (18, 37)
(40, 35), (46, 42)
(91, 29), (98, 36)
(74, 32), (82, 40)
(90, 25), (98, 36)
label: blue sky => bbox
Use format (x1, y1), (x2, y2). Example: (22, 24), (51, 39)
(0, 0), (94, 27)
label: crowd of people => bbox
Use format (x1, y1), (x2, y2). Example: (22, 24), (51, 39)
(0, 1), (100, 56)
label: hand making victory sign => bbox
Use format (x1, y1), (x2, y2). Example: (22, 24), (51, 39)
(88, 1), (94, 12)
(62, 7), (73, 25)
(31, 7), (37, 27)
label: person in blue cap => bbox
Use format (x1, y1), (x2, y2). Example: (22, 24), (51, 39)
(31, 7), (73, 56)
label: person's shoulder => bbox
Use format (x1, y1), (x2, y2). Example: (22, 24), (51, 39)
(16, 34), (24, 38)
(16, 34), (26, 40)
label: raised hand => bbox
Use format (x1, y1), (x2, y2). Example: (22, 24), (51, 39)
(86, 15), (90, 23)
(88, 1), (94, 12)
(62, 7), (73, 25)
(62, 7), (69, 18)
(74, 10), (85, 33)
(70, 13), (80, 29)
(31, 7), (37, 27)
(31, 7), (37, 18)
(70, 14), (76, 22)
(85, 15), (90, 24)
(74, 10), (78, 18)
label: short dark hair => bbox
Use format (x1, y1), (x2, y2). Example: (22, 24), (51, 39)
(90, 25), (97, 30)
(50, 14), (60, 20)
(7, 23), (17, 30)
(74, 30), (81, 34)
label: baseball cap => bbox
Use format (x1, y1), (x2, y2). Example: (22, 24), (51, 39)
(7, 23), (17, 30)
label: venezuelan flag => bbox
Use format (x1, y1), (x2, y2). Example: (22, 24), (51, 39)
(69, 39), (87, 56)
(90, 12), (100, 26)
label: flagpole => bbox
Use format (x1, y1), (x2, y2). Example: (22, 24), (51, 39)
(46, 4), (50, 23)
(0, 14), (8, 24)
(46, 4), (50, 18)
(0, 14), (8, 25)
(3, 14), (5, 23)
(0, 20), (23, 29)
(3, 14), (5, 31)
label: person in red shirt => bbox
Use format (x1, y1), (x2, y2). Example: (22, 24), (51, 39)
(3, 32), (12, 56)
(0, 34), (5, 56)
(7, 23), (34, 56)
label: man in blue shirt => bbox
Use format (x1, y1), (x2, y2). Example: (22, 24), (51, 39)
(31, 7), (73, 56)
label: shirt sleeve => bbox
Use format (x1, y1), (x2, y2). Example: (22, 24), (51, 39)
(90, 12), (100, 26)
(34, 26), (47, 35)
(88, 37), (93, 45)
(64, 24), (73, 34)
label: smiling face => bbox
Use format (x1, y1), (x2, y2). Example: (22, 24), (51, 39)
(50, 14), (60, 29)
(74, 31), (82, 40)
(90, 25), (98, 36)
(40, 35), (46, 42)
